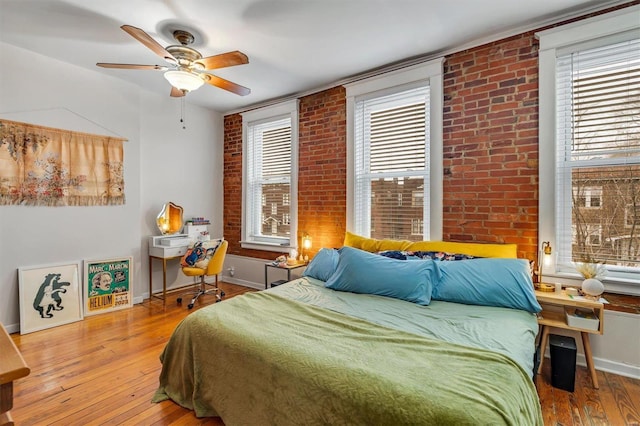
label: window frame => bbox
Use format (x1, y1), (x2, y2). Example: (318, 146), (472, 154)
(537, 5), (640, 294)
(241, 100), (299, 252)
(345, 58), (444, 240)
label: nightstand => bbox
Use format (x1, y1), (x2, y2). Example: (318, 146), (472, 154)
(264, 262), (307, 289)
(535, 288), (604, 389)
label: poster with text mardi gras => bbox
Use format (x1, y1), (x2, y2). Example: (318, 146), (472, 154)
(84, 256), (133, 316)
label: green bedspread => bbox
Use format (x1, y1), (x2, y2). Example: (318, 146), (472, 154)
(154, 284), (542, 425)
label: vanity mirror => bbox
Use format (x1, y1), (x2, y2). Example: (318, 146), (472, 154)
(156, 202), (184, 235)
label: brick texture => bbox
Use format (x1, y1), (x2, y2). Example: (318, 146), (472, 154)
(442, 32), (540, 260)
(298, 87), (347, 255)
(223, 87), (347, 259)
(224, 2), (638, 262)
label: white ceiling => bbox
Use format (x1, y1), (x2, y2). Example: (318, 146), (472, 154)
(0, 0), (630, 113)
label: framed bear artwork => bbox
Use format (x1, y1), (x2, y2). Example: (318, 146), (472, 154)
(18, 262), (83, 335)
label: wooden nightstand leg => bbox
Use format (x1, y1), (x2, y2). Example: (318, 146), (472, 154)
(537, 325), (550, 375)
(581, 332), (599, 389)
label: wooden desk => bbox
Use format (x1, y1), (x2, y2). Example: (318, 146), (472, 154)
(535, 288), (604, 389)
(149, 254), (183, 305)
(0, 324), (30, 425)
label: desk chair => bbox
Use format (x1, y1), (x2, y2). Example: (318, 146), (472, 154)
(178, 240), (228, 309)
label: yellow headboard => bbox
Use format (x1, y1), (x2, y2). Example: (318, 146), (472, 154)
(343, 231), (517, 258)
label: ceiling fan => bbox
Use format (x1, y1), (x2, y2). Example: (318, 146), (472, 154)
(97, 25), (250, 98)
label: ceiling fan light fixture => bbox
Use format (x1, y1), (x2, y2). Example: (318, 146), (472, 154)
(164, 70), (204, 92)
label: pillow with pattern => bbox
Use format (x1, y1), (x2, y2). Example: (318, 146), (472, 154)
(378, 250), (480, 261)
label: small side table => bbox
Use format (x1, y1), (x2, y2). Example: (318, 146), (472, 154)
(264, 262), (306, 289)
(535, 288), (604, 389)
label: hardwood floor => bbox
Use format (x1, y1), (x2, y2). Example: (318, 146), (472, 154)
(10, 282), (640, 425)
(536, 361), (640, 425)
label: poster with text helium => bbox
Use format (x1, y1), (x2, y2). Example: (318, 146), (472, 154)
(84, 256), (133, 316)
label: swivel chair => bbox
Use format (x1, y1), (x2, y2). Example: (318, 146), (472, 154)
(178, 240), (228, 309)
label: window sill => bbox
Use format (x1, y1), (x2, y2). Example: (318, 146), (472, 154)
(545, 271), (640, 297)
(603, 292), (640, 315)
(240, 240), (293, 253)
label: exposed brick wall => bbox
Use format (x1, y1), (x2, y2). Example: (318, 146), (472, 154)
(224, 3), (638, 262)
(223, 114), (245, 256)
(223, 113), (299, 259)
(223, 87), (347, 259)
(442, 32), (540, 260)
(298, 87), (347, 255)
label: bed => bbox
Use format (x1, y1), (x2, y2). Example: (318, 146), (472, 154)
(153, 237), (543, 425)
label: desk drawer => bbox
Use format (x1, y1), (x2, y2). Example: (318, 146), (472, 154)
(149, 245), (188, 258)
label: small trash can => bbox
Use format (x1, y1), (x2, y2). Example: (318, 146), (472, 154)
(550, 334), (577, 392)
(270, 279), (287, 288)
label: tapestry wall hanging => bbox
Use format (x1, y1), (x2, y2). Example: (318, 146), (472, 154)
(0, 119), (126, 206)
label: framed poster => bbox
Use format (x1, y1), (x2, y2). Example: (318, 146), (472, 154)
(18, 262), (83, 335)
(84, 256), (133, 316)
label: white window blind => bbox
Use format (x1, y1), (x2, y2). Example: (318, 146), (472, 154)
(246, 117), (292, 244)
(354, 85), (430, 240)
(556, 36), (640, 271)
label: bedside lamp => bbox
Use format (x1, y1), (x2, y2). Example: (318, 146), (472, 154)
(301, 233), (312, 263)
(536, 241), (555, 292)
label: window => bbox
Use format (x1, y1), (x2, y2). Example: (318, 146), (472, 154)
(241, 101), (299, 251)
(626, 204), (640, 228)
(537, 6), (640, 293)
(345, 59), (444, 241)
(412, 190), (423, 208)
(411, 218), (423, 236)
(574, 187), (601, 208)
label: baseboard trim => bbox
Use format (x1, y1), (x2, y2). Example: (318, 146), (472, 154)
(590, 355), (640, 380)
(221, 275), (263, 290)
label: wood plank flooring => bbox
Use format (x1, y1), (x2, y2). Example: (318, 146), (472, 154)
(10, 282), (640, 425)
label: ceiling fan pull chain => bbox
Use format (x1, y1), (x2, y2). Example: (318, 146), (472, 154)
(181, 96), (186, 130)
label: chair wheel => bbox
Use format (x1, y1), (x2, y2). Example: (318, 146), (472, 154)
(215, 299), (221, 303)
(188, 303), (194, 309)
(220, 291), (226, 297)
(177, 297), (182, 304)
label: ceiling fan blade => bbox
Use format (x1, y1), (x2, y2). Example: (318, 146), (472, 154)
(121, 25), (176, 63)
(196, 51), (249, 70)
(203, 74), (251, 96)
(170, 86), (185, 97)
(97, 63), (168, 71)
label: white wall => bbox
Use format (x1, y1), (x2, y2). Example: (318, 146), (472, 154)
(0, 42), (222, 332)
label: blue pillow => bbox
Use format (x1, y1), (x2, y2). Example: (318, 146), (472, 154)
(433, 258), (541, 313)
(325, 246), (440, 305)
(302, 248), (339, 282)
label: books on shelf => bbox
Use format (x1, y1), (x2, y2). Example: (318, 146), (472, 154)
(565, 307), (600, 331)
(187, 217), (210, 226)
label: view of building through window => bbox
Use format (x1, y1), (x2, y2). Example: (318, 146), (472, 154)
(370, 177), (424, 241)
(355, 86), (430, 241)
(261, 183), (291, 238)
(244, 111), (293, 246)
(562, 37), (639, 269)
(572, 166), (639, 268)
